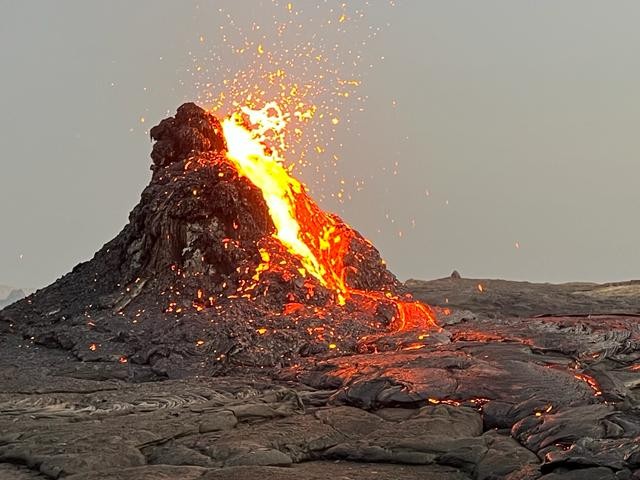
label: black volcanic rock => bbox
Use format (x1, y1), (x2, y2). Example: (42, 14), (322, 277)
(149, 102), (226, 168)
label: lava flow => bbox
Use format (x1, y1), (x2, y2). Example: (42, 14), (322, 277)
(221, 102), (437, 331)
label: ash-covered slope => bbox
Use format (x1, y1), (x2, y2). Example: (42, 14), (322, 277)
(0, 103), (423, 379)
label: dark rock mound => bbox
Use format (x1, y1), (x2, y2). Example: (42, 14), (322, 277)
(0, 103), (412, 379)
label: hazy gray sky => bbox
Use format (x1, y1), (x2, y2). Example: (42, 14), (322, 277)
(1, 1), (639, 289)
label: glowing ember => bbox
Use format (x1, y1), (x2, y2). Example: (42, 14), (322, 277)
(573, 372), (602, 397)
(221, 102), (437, 330)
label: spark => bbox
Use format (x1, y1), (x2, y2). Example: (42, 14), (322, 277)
(188, 1), (396, 199)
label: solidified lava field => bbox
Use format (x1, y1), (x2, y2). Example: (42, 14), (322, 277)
(1, 104), (639, 480)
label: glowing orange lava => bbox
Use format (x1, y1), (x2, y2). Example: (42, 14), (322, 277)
(221, 102), (437, 331)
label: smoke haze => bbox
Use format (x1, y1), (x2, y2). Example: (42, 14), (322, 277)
(1, 1), (638, 288)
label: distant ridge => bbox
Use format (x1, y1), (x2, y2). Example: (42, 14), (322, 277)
(0, 286), (28, 309)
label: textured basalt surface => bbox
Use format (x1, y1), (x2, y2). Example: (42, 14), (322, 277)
(1, 286), (639, 479)
(1, 104), (639, 479)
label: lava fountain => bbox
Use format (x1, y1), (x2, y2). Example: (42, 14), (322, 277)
(221, 101), (437, 331)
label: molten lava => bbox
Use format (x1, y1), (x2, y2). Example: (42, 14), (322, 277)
(221, 102), (437, 331)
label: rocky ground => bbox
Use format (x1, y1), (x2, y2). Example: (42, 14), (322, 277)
(1, 104), (638, 478)
(1, 277), (639, 480)
(407, 276), (640, 318)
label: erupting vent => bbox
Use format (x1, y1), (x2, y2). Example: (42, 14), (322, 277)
(0, 102), (438, 377)
(221, 102), (437, 330)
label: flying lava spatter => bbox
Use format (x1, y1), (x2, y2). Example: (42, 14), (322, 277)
(183, 1), (436, 330)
